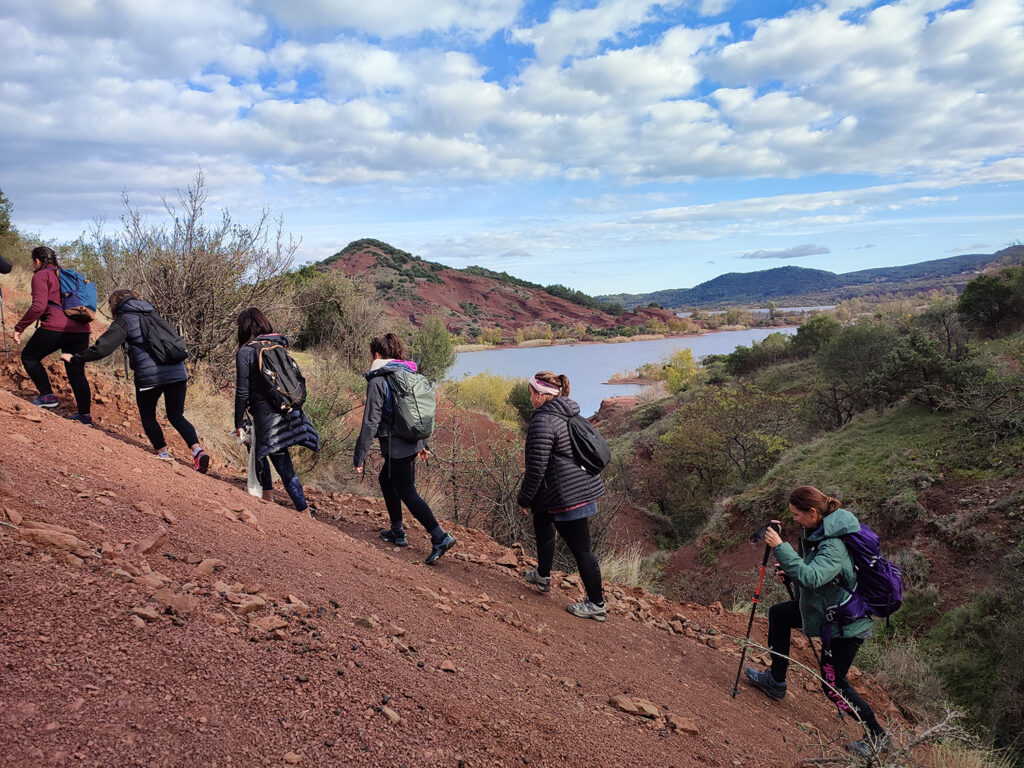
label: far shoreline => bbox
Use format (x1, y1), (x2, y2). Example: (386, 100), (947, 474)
(454, 323), (796, 355)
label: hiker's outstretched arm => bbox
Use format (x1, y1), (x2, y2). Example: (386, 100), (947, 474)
(71, 320), (127, 364)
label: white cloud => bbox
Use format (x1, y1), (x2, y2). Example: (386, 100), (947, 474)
(256, 0), (524, 39)
(511, 0), (686, 65)
(740, 243), (830, 259)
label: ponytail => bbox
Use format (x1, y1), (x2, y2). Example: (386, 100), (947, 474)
(370, 332), (407, 360)
(31, 245), (59, 270)
(533, 371), (570, 397)
(789, 485), (840, 517)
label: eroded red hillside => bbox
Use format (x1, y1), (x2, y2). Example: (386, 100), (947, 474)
(325, 243), (678, 339)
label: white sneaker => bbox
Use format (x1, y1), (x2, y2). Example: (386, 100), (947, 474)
(566, 598), (607, 622)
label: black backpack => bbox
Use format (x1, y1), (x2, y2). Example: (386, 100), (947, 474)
(553, 412), (611, 476)
(247, 339), (307, 414)
(139, 312), (189, 365)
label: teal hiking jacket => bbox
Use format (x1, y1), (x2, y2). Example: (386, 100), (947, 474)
(772, 508), (874, 639)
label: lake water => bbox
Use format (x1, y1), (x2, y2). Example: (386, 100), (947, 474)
(449, 327), (796, 416)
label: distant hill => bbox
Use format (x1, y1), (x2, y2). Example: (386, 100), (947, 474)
(602, 248), (1022, 309)
(320, 239), (673, 339)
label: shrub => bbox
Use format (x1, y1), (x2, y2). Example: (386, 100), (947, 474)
(598, 544), (665, 591)
(410, 314), (457, 381)
(444, 373), (523, 429)
(477, 326), (503, 345)
(857, 631), (946, 722)
(292, 268), (389, 368)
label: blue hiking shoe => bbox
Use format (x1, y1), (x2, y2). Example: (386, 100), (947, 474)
(33, 394), (59, 408)
(380, 528), (409, 547)
(67, 413), (93, 426)
(745, 667), (787, 699)
(425, 532), (456, 564)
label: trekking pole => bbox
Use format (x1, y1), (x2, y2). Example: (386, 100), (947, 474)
(0, 286), (8, 357)
(732, 520), (782, 697)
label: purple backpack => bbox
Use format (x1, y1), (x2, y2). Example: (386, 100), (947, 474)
(830, 523), (905, 626)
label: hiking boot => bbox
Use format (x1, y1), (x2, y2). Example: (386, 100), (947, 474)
(848, 733), (890, 760)
(744, 667), (787, 700)
(193, 449), (210, 473)
(523, 568), (551, 593)
(33, 394), (58, 408)
(67, 413), (93, 426)
(380, 528), (409, 547)
(566, 598), (607, 622)
(425, 532), (456, 564)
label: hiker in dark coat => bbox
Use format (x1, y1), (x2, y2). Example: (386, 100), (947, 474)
(745, 485), (889, 759)
(13, 246), (92, 421)
(517, 371), (606, 622)
(63, 289), (211, 471)
(233, 307), (319, 516)
(354, 332), (455, 565)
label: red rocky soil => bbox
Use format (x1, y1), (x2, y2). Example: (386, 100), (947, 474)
(0, 382), (903, 768)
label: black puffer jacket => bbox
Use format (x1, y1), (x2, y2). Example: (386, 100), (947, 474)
(72, 298), (187, 389)
(234, 334), (320, 462)
(516, 396), (604, 513)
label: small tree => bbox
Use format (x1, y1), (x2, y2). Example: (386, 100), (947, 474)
(410, 314), (457, 381)
(957, 269), (1023, 336)
(663, 348), (699, 393)
(790, 313), (841, 358)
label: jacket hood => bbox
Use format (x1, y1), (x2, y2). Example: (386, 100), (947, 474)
(535, 396), (579, 419)
(117, 298), (155, 315)
(809, 507), (861, 541)
(364, 359), (418, 380)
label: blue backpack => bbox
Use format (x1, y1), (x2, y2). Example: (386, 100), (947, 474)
(54, 268), (98, 321)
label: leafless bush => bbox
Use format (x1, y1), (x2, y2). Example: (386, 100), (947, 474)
(80, 170), (298, 380)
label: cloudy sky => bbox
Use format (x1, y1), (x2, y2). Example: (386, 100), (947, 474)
(1, 0), (1022, 294)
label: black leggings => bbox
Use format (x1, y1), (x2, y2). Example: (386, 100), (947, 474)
(22, 329), (91, 414)
(379, 453), (440, 534)
(136, 381), (198, 451)
(533, 510), (603, 605)
(767, 600), (884, 736)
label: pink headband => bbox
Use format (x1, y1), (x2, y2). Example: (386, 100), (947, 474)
(529, 376), (561, 396)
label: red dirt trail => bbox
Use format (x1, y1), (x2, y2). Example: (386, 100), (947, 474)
(0, 384), (901, 768)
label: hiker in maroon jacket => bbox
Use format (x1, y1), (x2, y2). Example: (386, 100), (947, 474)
(12, 246), (92, 422)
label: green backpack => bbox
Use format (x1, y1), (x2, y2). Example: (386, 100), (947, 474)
(379, 366), (435, 441)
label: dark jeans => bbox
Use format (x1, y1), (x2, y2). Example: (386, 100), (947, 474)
(256, 449), (307, 512)
(22, 329), (91, 414)
(136, 381), (198, 451)
(767, 600), (884, 736)
(379, 453), (439, 534)
(533, 510), (603, 605)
